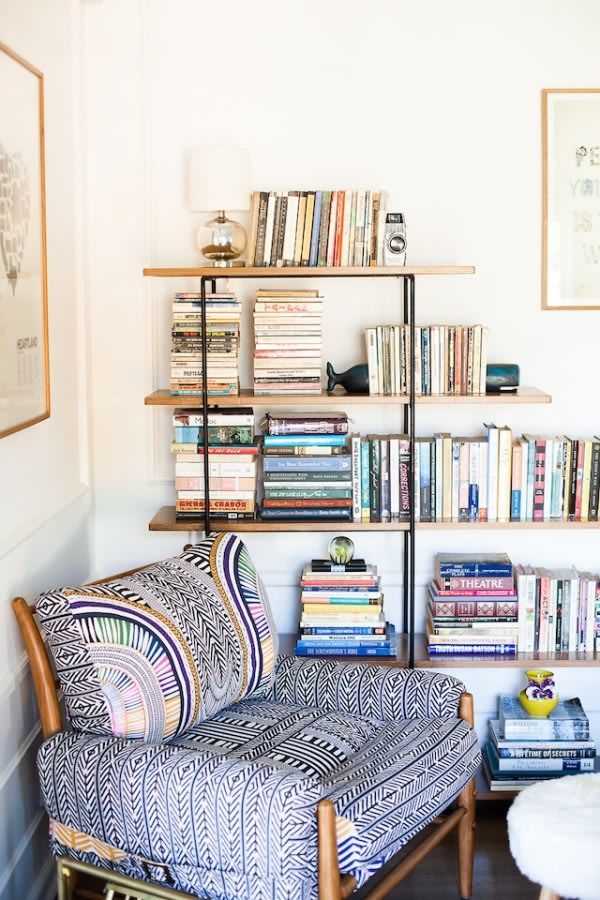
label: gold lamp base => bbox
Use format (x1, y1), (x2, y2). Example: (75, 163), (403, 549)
(198, 211), (247, 266)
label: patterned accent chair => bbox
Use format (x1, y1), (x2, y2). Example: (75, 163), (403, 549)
(14, 534), (481, 900)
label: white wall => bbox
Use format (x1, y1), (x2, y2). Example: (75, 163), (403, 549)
(81, 0), (600, 744)
(0, 2), (90, 898)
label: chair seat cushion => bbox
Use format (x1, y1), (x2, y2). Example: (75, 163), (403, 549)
(39, 696), (480, 899)
(36, 534), (278, 741)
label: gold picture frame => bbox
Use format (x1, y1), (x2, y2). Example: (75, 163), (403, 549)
(0, 41), (49, 437)
(542, 87), (600, 310)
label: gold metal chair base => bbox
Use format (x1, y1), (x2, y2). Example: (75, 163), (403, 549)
(57, 857), (195, 900)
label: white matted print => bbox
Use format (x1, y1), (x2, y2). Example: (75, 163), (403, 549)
(0, 42), (49, 438)
(543, 89), (600, 309)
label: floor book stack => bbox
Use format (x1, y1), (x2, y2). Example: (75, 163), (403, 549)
(171, 291), (241, 396)
(253, 290), (323, 395)
(260, 412), (352, 522)
(295, 557), (395, 657)
(427, 553), (518, 657)
(485, 695), (596, 791)
(172, 408), (258, 521)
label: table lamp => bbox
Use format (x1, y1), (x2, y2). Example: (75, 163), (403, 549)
(188, 146), (251, 266)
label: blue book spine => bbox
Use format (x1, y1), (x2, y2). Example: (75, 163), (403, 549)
(429, 644), (517, 654)
(526, 441), (536, 520)
(438, 564), (513, 576)
(263, 457), (351, 472)
(175, 426), (200, 442)
(296, 641), (393, 650)
(360, 440), (370, 519)
(301, 627), (384, 636)
(309, 191), (323, 266)
(263, 434), (346, 447)
(511, 488), (521, 521)
(468, 484), (479, 521)
(294, 646), (396, 657)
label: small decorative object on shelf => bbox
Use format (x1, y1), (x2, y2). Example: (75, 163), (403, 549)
(245, 189), (388, 267)
(326, 362), (369, 395)
(187, 146), (251, 266)
(486, 363), (520, 393)
(383, 213), (407, 266)
(484, 695), (594, 792)
(520, 669), (559, 718)
(328, 535), (355, 565)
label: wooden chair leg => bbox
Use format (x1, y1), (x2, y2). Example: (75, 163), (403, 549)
(539, 888), (560, 900)
(457, 777), (476, 898)
(318, 799), (342, 900)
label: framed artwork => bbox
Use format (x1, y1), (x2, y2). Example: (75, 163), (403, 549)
(542, 88), (600, 310)
(0, 42), (49, 438)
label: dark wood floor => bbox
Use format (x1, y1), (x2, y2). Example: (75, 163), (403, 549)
(385, 803), (538, 899)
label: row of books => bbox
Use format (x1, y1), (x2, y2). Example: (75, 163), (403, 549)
(366, 324), (488, 396)
(426, 553), (518, 655)
(253, 290), (323, 395)
(171, 292), (241, 396)
(295, 558), (395, 657)
(485, 697), (595, 791)
(260, 413), (350, 521)
(347, 429), (600, 524)
(171, 409), (258, 520)
(245, 189), (388, 268)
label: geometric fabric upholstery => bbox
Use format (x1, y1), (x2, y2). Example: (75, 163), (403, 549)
(35, 534), (278, 741)
(38, 658), (481, 899)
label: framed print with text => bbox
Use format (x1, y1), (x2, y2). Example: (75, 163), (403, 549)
(543, 88), (600, 309)
(0, 42), (49, 438)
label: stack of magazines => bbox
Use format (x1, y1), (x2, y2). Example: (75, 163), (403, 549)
(295, 557), (395, 657)
(484, 695), (595, 791)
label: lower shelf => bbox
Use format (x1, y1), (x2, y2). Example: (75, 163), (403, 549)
(277, 633), (600, 668)
(150, 506), (600, 533)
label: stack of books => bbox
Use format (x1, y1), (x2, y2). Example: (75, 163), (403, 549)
(514, 565), (600, 653)
(484, 696), (595, 791)
(366, 324), (488, 396)
(295, 557), (395, 657)
(260, 413), (351, 522)
(426, 554), (518, 656)
(246, 190), (388, 268)
(171, 292), (241, 396)
(253, 290), (323, 395)
(172, 408), (258, 521)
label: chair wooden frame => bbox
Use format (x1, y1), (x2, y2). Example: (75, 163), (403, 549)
(13, 568), (476, 900)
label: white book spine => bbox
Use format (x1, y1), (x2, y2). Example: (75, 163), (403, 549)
(435, 434), (443, 521)
(497, 427), (513, 522)
(354, 190), (365, 265)
(366, 328), (379, 394)
(569, 574), (579, 651)
(263, 192), (277, 265)
(469, 441), (479, 521)
(543, 439), (554, 521)
(363, 190), (372, 266)
(376, 191), (388, 265)
(376, 327), (384, 393)
(451, 441), (460, 521)
(520, 438), (529, 522)
(487, 425), (499, 522)
(585, 578), (595, 651)
(351, 435), (362, 522)
(479, 326), (488, 394)
(479, 440), (488, 520)
(348, 191), (357, 266)
(414, 326), (422, 395)
(430, 325), (440, 395)
(414, 442), (421, 522)
(340, 191), (352, 267)
(516, 566), (526, 651)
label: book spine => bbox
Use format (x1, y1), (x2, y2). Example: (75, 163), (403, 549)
(399, 439), (410, 519)
(294, 646), (395, 657)
(360, 439), (370, 521)
(281, 192), (299, 265)
(262, 192), (276, 265)
(301, 192), (315, 266)
(589, 440), (600, 520)
(317, 191), (331, 266)
(437, 575), (514, 589)
(381, 438), (391, 521)
(568, 439), (579, 519)
(309, 191), (323, 266)
(533, 439), (546, 521)
(431, 599), (518, 616)
(370, 438), (380, 522)
(269, 193), (282, 266)
(293, 192), (307, 266)
(247, 191), (262, 265)
(333, 190), (345, 266)
(260, 507), (352, 520)
(351, 435), (362, 522)
(496, 747), (596, 760)
(326, 190), (338, 266)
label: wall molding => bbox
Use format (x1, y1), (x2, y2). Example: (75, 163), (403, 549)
(0, 482), (88, 561)
(0, 808), (46, 898)
(0, 650), (29, 703)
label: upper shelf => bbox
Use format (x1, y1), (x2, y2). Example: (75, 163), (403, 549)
(143, 265), (476, 278)
(145, 387), (551, 407)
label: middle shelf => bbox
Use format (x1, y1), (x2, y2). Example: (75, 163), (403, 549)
(145, 387), (552, 407)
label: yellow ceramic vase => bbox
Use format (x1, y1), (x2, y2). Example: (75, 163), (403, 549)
(519, 669), (559, 718)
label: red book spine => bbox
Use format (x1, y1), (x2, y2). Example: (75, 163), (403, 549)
(431, 599), (519, 617)
(436, 576), (514, 591)
(574, 440), (585, 521)
(533, 439), (546, 521)
(333, 191), (345, 266)
(433, 588), (517, 597)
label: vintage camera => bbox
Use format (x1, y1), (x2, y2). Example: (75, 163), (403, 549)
(383, 213), (407, 265)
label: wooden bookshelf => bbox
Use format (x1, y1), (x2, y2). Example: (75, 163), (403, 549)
(150, 506), (600, 533)
(143, 265), (475, 278)
(145, 386), (551, 407)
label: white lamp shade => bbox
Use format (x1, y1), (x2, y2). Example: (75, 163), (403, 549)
(188, 146), (251, 212)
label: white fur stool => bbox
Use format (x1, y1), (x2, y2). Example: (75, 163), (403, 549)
(507, 773), (600, 900)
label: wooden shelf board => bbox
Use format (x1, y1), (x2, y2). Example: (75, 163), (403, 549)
(150, 506), (600, 533)
(145, 387), (551, 407)
(149, 507), (409, 533)
(475, 769), (517, 802)
(143, 265), (475, 278)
